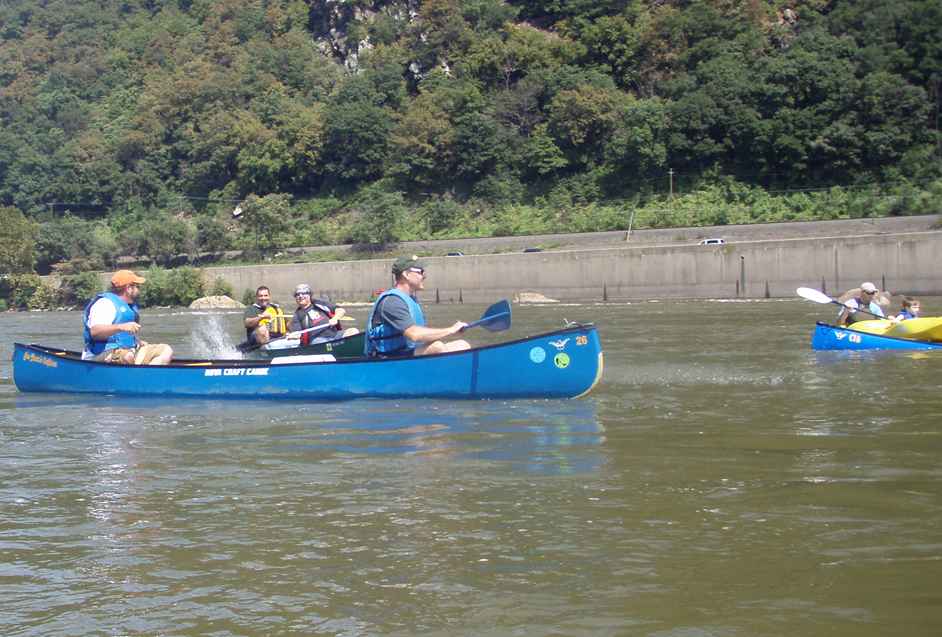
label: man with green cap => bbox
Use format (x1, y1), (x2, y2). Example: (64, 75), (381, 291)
(365, 255), (470, 357)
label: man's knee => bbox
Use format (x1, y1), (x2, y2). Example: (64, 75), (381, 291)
(151, 344), (173, 365)
(417, 341), (444, 356)
(135, 344), (173, 365)
(419, 339), (470, 356)
(445, 339), (471, 352)
(153, 344), (173, 364)
(255, 326), (271, 344)
(96, 348), (135, 364)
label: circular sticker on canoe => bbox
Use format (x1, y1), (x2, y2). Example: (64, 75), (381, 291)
(554, 352), (570, 369)
(529, 346), (546, 364)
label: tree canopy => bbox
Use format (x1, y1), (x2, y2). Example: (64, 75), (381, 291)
(0, 0), (939, 270)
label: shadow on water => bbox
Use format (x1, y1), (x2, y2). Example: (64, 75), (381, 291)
(9, 394), (606, 476)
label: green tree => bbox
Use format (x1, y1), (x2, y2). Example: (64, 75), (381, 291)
(453, 109), (503, 179)
(234, 112), (289, 194)
(238, 193), (292, 252)
(547, 84), (621, 165)
(603, 96), (668, 180)
(419, 194), (463, 235)
(409, 0), (475, 70)
(138, 266), (205, 307)
(195, 214), (232, 252)
(126, 213), (195, 266)
(522, 123), (568, 176)
(0, 206), (38, 274)
(323, 79), (393, 181)
(60, 271), (104, 306)
(389, 93), (456, 187)
(575, 8), (650, 91)
(346, 185), (404, 246)
(1, 273), (42, 308)
(463, 23), (581, 89)
(275, 101), (327, 190)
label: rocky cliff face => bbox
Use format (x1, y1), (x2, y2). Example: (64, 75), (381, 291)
(312, 0), (420, 73)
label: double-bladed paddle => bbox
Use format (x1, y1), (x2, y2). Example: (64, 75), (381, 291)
(462, 299), (512, 332)
(237, 321), (339, 353)
(796, 287), (887, 321)
(262, 312), (354, 321)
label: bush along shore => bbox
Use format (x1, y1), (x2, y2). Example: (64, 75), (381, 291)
(0, 268), (235, 312)
(4, 178), (942, 308)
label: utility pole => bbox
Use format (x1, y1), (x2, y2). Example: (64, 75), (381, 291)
(625, 209), (637, 242)
(667, 168), (675, 221)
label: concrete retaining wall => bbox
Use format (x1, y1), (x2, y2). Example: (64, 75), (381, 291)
(202, 229), (942, 303)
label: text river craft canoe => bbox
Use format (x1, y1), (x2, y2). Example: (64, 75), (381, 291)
(13, 325), (603, 400)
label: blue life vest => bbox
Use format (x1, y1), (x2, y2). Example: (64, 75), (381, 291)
(365, 288), (425, 356)
(83, 292), (139, 356)
(897, 309), (916, 320)
(841, 297), (884, 324)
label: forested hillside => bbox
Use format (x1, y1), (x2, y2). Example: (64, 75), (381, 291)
(1, 0), (940, 280)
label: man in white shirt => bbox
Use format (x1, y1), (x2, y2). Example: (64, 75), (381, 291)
(82, 270), (173, 365)
(837, 281), (885, 326)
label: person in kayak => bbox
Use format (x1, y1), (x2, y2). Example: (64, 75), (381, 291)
(894, 296), (921, 321)
(286, 284), (358, 344)
(365, 255), (470, 357)
(243, 285), (287, 346)
(837, 281), (885, 326)
(82, 270), (173, 364)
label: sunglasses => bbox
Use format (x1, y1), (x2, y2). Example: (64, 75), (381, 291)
(294, 292), (310, 298)
(407, 267), (425, 275)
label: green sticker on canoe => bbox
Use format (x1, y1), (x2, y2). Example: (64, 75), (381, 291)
(554, 352), (570, 369)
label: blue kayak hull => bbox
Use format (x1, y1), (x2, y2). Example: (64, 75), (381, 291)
(13, 325), (603, 400)
(811, 322), (942, 351)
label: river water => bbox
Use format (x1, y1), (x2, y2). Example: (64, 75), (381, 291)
(2, 299), (941, 636)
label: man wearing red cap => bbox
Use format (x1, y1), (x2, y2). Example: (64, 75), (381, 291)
(82, 270), (173, 365)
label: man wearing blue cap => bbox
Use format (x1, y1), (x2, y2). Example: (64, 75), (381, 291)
(365, 255), (470, 357)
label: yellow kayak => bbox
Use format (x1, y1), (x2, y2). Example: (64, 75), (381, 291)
(848, 317), (942, 342)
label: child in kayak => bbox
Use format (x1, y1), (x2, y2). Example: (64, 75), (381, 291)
(894, 296), (921, 321)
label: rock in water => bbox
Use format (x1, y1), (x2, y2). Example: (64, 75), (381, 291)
(514, 292), (559, 303)
(189, 295), (244, 309)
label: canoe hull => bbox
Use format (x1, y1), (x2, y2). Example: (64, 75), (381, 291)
(811, 322), (942, 351)
(13, 325), (603, 400)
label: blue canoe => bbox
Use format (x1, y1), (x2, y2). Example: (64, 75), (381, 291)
(811, 322), (942, 351)
(13, 324), (603, 400)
